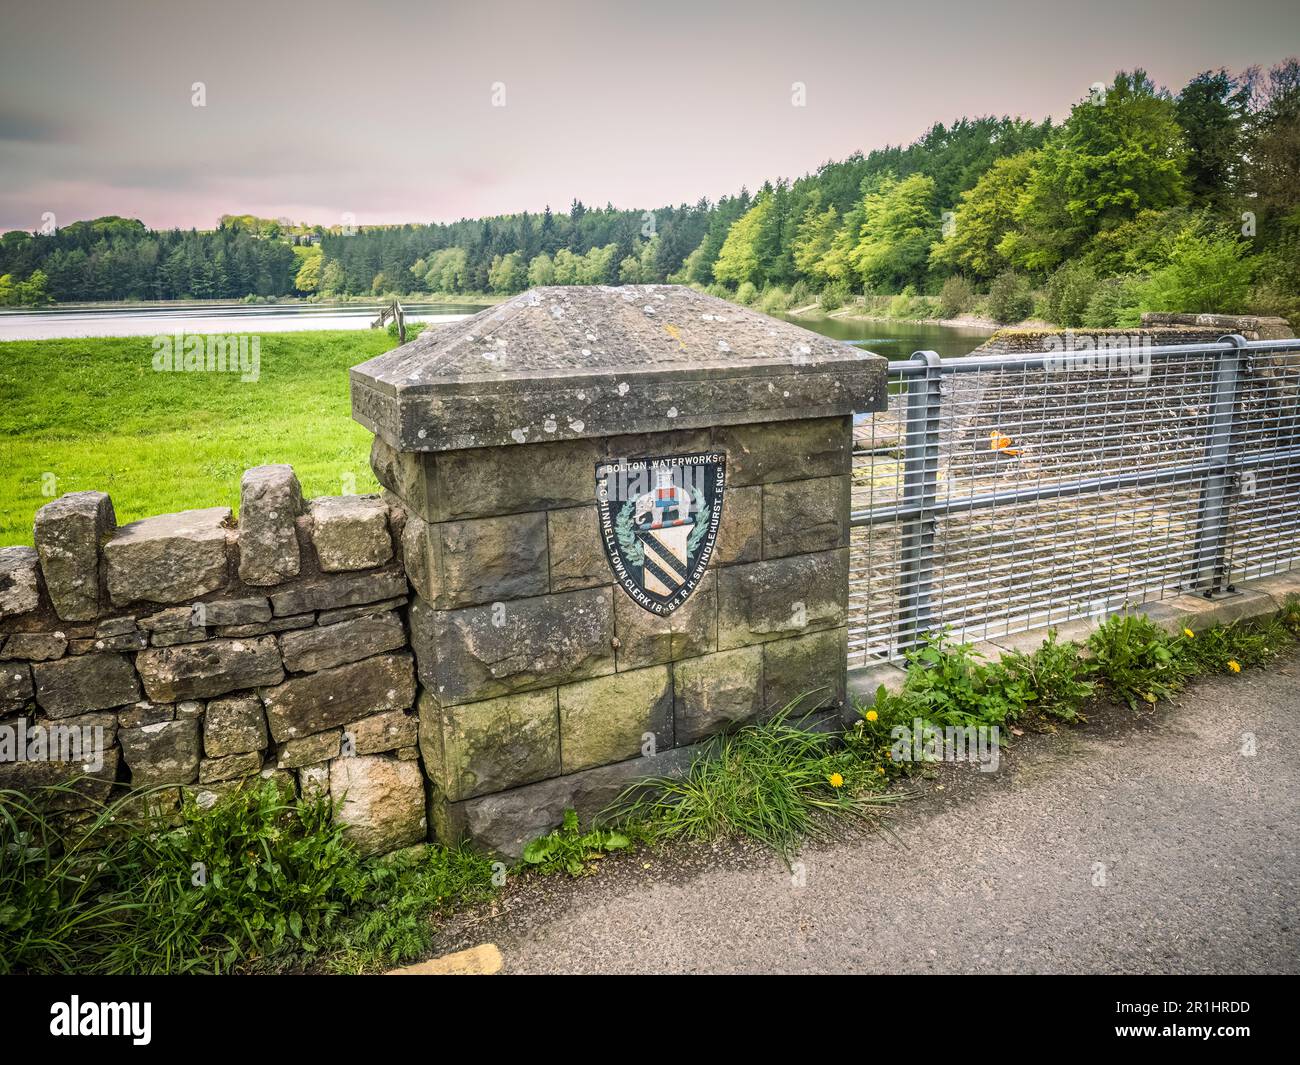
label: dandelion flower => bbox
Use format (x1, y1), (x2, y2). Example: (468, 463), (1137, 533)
(865, 709), (879, 722)
(828, 772), (844, 788)
(876, 766), (886, 775)
(1183, 627), (1195, 639)
(1143, 692), (1157, 704)
(1228, 660), (1242, 673)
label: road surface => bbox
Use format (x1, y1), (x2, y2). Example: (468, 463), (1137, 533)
(429, 651), (1300, 974)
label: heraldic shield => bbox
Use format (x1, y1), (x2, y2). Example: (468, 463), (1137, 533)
(595, 451), (726, 615)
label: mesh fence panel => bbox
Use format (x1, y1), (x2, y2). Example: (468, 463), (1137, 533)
(849, 340), (1300, 666)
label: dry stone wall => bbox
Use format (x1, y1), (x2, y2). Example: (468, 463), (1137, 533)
(0, 465), (424, 857)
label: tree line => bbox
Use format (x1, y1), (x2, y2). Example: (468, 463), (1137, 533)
(2, 61), (1296, 325)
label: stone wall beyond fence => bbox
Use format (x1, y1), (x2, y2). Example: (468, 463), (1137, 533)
(977, 314), (1294, 354)
(0, 467), (425, 857)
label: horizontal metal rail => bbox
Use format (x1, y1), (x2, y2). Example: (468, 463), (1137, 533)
(852, 444), (1300, 526)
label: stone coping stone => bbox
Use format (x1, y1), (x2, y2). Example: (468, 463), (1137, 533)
(351, 285), (886, 452)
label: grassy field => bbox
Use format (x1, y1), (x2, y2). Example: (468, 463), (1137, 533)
(0, 331), (401, 546)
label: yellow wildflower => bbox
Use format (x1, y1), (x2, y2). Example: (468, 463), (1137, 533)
(828, 772), (844, 788)
(1143, 692), (1157, 704)
(1228, 660), (1242, 673)
(1183, 627), (1195, 639)
(865, 709), (879, 722)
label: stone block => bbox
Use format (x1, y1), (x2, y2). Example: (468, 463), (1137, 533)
(712, 484), (761, 566)
(409, 587), (613, 705)
(202, 693), (267, 757)
(399, 511), (441, 604)
(316, 596), (408, 627)
(1, 663), (33, 713)
(346, 707), (418, 755)
(279, 611), (406, 674)
(714, 416), (852, 486)
(70, 632), (147, 654)
(193, 597), (271, 627)
(33, 491), (115, 620)
(261, 651), (416, 741)
(139, 606), (195, 633)
(434, 744), (700, 859)
(96, 616), (137, 637)
(672, 645), (764, 744)
(717, 548), (848, 649)
(298, 761), (331, 800)
(430, 437), (602, 521)
(268, 567), (407, 617)
(612, 570), (717, 670)
(761, 475), (849, 558)
(558, 665), (673, 773)
(436, 511), (548, 607)
(104, 507), (231, 606)
(276, 729), (342, 769)
(309, 495), (393, 572)
(119, 717), (201, 786)
(238, 465), (303, 586)
(0, 632), (67, 661)
(118, 700), (174, 728)
(418, 688), (559, 802)
(136, 637), (283, 702)
(604, 427), (713, 460)
(199, 751), (263, 784)
(330, 755), (427, 857)
(216, 615), (314, 637)
(32, 653), (140, 717)
(0, 746), (119, 808)
(31, 709), (118, 751)
(151, 628), (208, 647)
(547, 506), (611, 593)
(0, 547), (41, 620)
(369, 436), (435, 521)
(761, 626), (848, 715)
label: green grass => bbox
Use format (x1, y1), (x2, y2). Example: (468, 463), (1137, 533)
(618, 704), (906, 861)
(0, 331), (401, 546)
(1, 780), (499, 975)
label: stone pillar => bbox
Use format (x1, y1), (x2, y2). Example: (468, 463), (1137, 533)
(351, 285), (886, 855)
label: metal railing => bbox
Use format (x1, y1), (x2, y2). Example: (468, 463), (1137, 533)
(849, 336), (1300, 665)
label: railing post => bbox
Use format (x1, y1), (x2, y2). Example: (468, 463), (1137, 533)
(897, 350), (943, 651)
(1191, 334), (1247, 596)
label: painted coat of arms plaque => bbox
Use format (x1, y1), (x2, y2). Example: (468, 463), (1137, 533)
(595, 451), (725, 615)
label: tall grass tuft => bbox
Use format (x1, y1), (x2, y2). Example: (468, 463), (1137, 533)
(618, 702), (905, 860)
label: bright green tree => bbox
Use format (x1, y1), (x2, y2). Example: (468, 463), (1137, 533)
(294, 251), (321, 293)
(527, 252), (555, 286)
(488, 251), (527, 293)
(1003, 71), (1188, 272)
(851, 173), (940, 291)
(929, 151), (1037, 279)
(713, 195), (772, 287)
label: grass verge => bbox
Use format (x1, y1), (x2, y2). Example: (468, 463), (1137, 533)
(0, 780), (497, 975)
(0, 330), (407, 545)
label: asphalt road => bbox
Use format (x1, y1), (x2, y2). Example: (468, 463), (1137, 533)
(431, 652), (1300, 974)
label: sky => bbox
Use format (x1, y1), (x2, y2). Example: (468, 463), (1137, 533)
(1, 0), (1298, 232)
